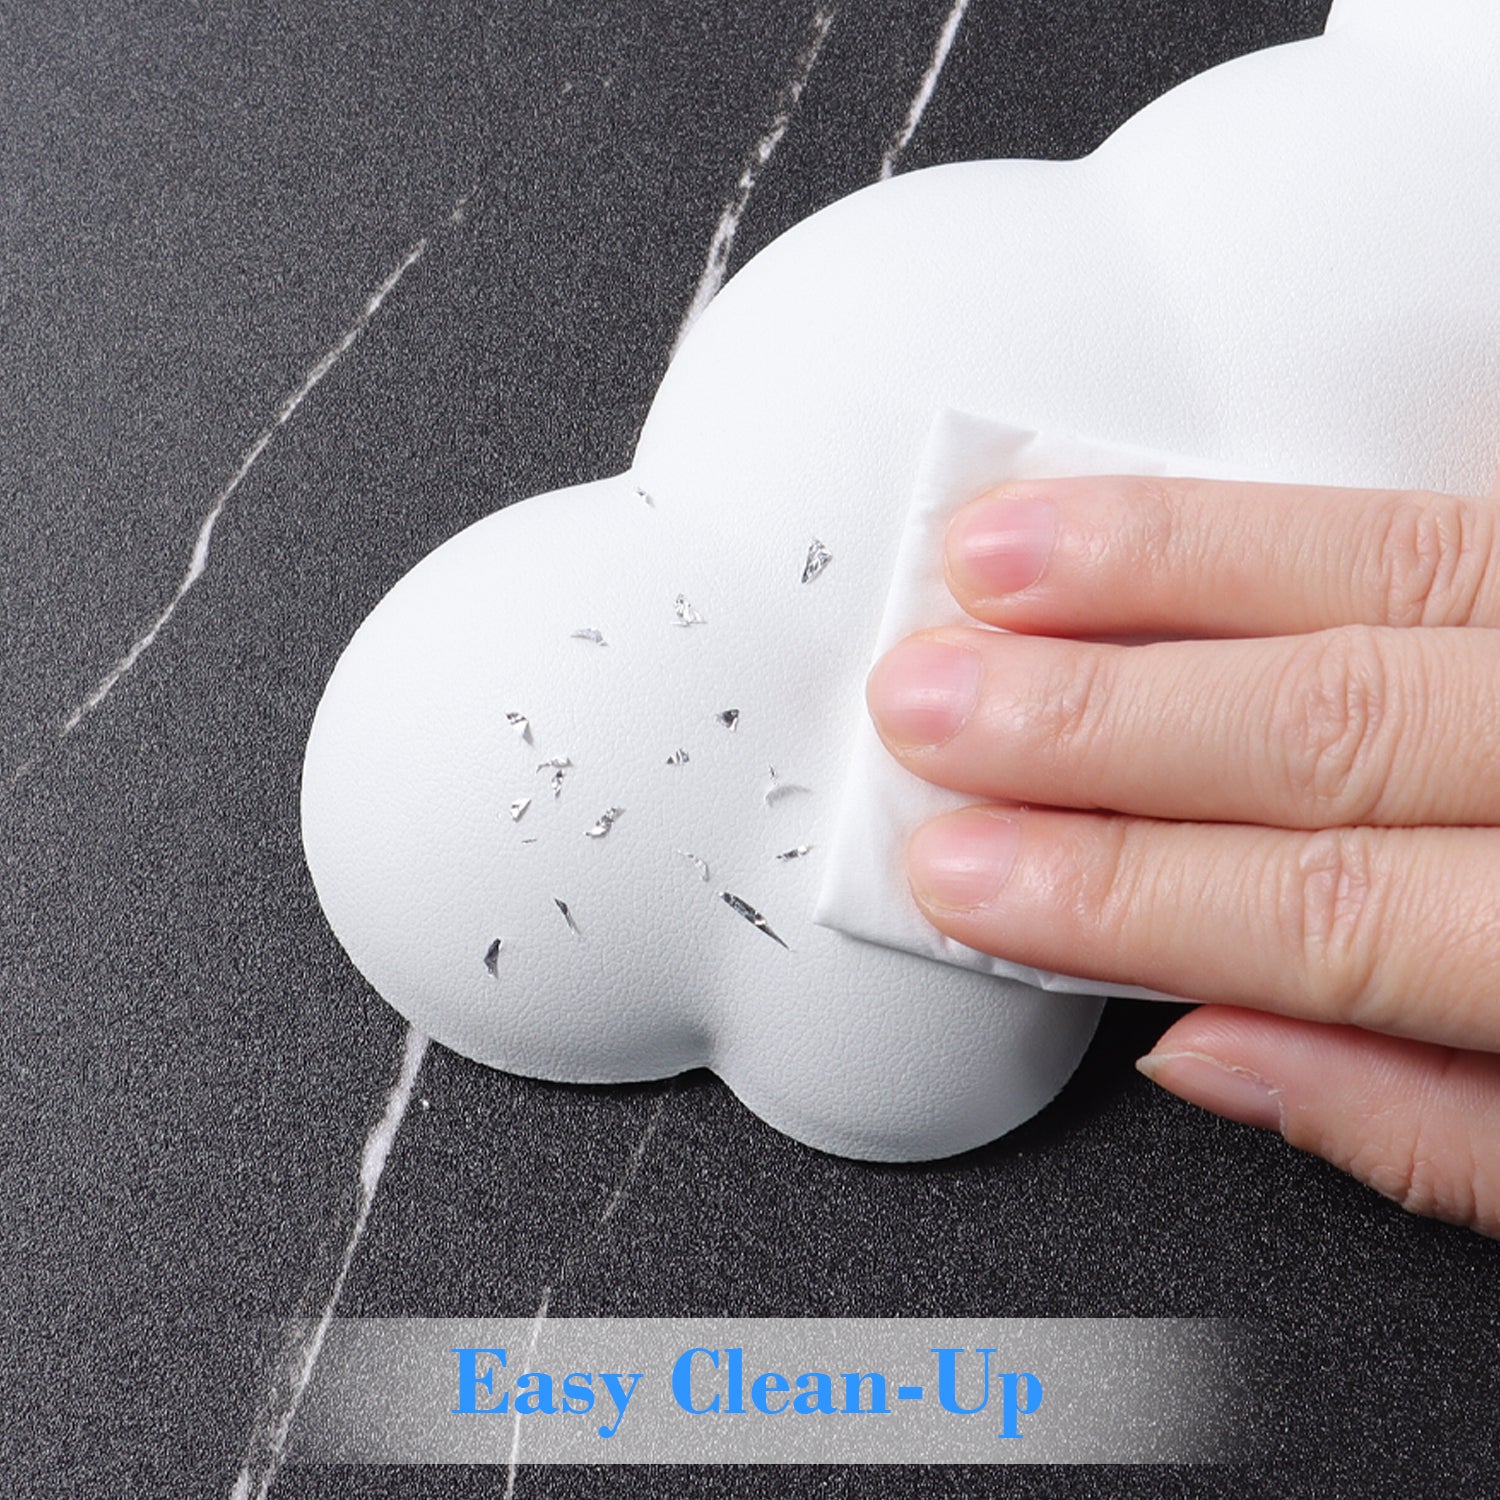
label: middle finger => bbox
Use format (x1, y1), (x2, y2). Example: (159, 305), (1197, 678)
(866, 622), (1500, 828)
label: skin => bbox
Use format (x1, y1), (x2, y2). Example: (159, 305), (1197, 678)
(865, 473), (1500, 1238)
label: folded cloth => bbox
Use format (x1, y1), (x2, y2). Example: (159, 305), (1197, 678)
(814, 408), (1235, 1000)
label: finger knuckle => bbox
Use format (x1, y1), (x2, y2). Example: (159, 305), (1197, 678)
(1047, 810), (1133, 932)
(1277, 626), (1397, 823)
(1083, 817), (1164, 960)
(1359, 1145), (1464, 1226)
(1367, 492), (1494, 627)
(1040, 645), (1116, 768)
(1119, 477), (1184, 559)
(1357, 1083), (1480, 1228)
(1285, 828), (1385, 1022)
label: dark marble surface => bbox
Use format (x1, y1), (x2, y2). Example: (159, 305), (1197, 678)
(6, 1), (1496, 1495)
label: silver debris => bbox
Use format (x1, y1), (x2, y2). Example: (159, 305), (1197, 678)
(801, 538), (833, 584)
(554, 898), (580, 935)
(675, 849), (710, 883)
(510, 797), (532, 822)
(719, 891), (789, 949)
(666, 749), (691, 766)
(635, 485), (655, 508)
(571, 628), (608, 645)
(537, 757), (573, 798)
(776, 845), (812, 861)
(585, 806), (625, 838)
(716, 708), (740, 731)
(673, 593), (706, 627)
(505, 711), (532, 743)
(483, 938), (504, 976)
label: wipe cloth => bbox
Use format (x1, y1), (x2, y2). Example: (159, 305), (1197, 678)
(815, 409), (1232, 999)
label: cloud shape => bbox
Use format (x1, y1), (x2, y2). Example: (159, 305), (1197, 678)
(302, 0), (1500, 1161)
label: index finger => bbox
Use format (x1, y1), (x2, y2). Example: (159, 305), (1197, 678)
(945, 476), (1500, 638)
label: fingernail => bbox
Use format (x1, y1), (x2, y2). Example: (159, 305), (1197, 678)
(867, 638), (982, 747)
(948, 496), (1058, 597)
(1136, 1051), (1284, 1133)
(908, 811), (1021, 912)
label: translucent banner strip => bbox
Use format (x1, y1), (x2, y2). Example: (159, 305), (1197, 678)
(294, 1317), (1248, 1464)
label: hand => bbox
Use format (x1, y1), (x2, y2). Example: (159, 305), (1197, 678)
(866, 473), (1500, 1237)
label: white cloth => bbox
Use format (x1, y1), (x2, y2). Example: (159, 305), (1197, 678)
(815, 409), (1234, 1000)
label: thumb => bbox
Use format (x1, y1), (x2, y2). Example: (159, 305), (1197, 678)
(1137, 1006), (1500, 1238)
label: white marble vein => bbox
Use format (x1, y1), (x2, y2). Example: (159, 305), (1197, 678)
(40, 228), (433, 764)
(502, 1286), (553, 1500)
(215, 8), (964, 1477)
(879, 0), (971, 178)
(504, 1090), (672, 1494)
(227, 1024), (429, 1500)
(670, 4), (837, 355)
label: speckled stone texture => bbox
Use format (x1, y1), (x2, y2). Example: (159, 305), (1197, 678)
(6, 1), (1495, 1496)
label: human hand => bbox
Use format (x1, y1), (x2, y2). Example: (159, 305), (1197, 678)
(866, 474), (1500, 1237)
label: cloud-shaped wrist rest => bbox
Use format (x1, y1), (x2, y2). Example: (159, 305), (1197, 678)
(302, 0), (1500, 1161)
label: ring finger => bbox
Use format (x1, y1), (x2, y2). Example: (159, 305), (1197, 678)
(905, 806), (1500, 1053)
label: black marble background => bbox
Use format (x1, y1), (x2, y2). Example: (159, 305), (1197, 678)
(5, 2), (1496, 1495)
